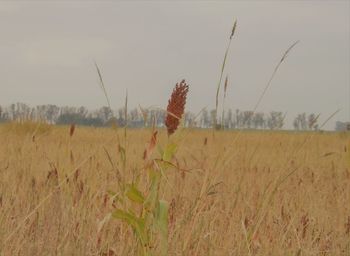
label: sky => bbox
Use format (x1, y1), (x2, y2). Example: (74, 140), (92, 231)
(0, 0), (349, 129)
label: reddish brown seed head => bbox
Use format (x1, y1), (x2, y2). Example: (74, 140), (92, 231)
(165, 80), (189, 136)
(69, 124), (75, 137)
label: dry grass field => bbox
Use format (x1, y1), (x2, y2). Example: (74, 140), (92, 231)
(0, 122), (349, 255)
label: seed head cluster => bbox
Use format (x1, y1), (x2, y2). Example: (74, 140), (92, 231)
(165, 79), (189, 136)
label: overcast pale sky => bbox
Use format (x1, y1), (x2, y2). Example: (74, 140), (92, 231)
(0, 1), (349, 129)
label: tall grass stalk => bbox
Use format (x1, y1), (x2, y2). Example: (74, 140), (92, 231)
(220, 40), (300, 167)
(253, 40), (299, 112)
(214, 20), (237, 129)
(94, 61), (113, 112)
(221, 75), (229, 129)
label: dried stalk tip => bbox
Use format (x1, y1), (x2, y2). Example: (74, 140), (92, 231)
(230, 20), (237, 39)
(165, 79), (189, 136)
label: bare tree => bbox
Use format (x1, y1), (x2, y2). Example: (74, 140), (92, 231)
(200, 109), (210, 128)
(293, 113), (308, 130)
(98, 106), (113, 123)
(308, 113), (319, 130)
(253, 112), (265, 129)
(226, 109), (233, 129)
(242, 111), (254, 129)
(267, 111), (284, 130)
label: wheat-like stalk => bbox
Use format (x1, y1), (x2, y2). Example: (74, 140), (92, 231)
(215, 19), (237, 129)
(221, 75), (229, 128)
(165, 80), (189, 136)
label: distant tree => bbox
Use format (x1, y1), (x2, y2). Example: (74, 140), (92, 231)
(156, 109), (165, 127)
(267, 111), (284, 130)
(77, 106), (88, 117)
(98, 106), (113, 123)
(242, 111), (254, 129)
(60, 106), (78, 116)
(140, 108), (150, 127)
(293, 113), (308, 130)
(34, 104), (60, 123)
(57, 113), (104, 127)
(335, 121), (350, 131)
(4, 102), (31, 121)
(9, 103), (16, 120)
(116, 108), (125, 125)
(300, 113), (308, 130)
(308, 113), (319, 130)
(184, 111), (196, 127)
(200, 109), (210, 128)
(128, 108), (143, 128)
(225, 109), (233, 129)
(0, 105), (6, 122)
(253, 112), (265, 129)
(235, 109), (241, 128)
(129, 108), (139, 122)
(36, 105), (47, 121)
(293, 113), (318, 131)
(17, 103), (31, 121)
(210, 109), (217, 129)
(293, 118), (299, 130)
(4, 101), (333, 132)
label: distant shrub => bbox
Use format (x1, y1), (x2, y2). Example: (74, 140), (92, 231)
(56, 113), (104, 127)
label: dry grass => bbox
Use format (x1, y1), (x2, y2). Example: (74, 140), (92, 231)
(0, 124), (349, 255)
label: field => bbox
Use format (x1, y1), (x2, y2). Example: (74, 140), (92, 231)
(0, 122), (349, 255)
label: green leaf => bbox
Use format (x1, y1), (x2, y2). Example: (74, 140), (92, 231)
(144, 169), (160, 212)
(162, 143), (177, 162)
(156, 200), (169, 256)
(156, 200), (169, 234)
(112, 209), (148, 246)
(126, 184), (145, 204)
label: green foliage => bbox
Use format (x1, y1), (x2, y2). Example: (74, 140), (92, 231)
(126, 184), (145, 204)
(111, 132), (177, 255)
(112, 209), (149, 249)
(156, 200), (169, 256)
(162, 143), (177, 162)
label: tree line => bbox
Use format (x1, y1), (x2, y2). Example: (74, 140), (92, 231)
(0, 102), (321, 130)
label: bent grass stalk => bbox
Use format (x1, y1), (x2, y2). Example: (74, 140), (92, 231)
(220, 40), (300, 168)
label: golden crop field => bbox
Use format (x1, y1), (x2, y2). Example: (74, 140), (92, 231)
(0, 122), (349, 255)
